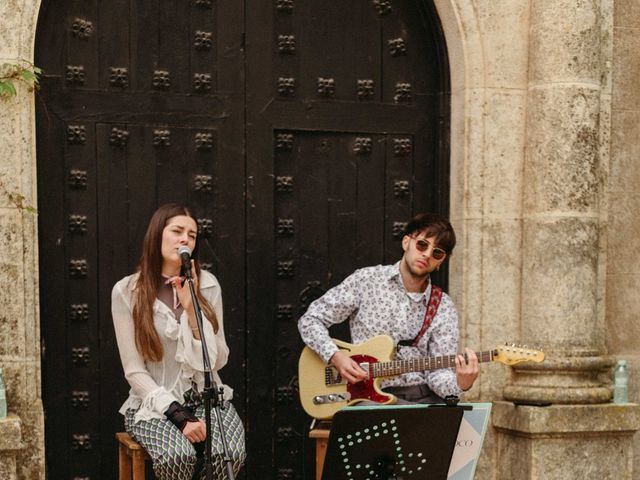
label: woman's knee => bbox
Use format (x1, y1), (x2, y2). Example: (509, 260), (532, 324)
(153, 447), (198, 480)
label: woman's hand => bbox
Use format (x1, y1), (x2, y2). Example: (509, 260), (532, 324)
(182, 419), (206, 443)
(172, 261), (198, 314)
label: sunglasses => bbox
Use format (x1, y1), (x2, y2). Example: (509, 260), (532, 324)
(412, 237), (447, 260)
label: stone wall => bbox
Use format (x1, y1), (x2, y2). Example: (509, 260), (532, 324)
(436, 0), (640, 478)
(0, 0), (639, 478)
(608, 0), (640, 475)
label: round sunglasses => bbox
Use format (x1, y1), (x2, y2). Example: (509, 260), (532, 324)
(412, 237), (447, 260)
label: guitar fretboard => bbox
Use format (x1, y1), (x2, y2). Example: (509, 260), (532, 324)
(371, 350), (496, 378)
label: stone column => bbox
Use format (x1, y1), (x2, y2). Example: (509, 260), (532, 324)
(505, 0), (611, 405)
(493, 0), (640, 478)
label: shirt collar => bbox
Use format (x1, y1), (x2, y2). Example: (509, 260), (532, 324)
(387, 261), (431, 300)
(385, 261), (402, 281)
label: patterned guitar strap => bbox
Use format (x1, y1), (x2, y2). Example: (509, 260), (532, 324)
(411, 284), (443, 346)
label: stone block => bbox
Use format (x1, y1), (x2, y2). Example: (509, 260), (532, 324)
(494, 401), (640, 432)
(0, 311), (25, 358)
(483, 90), (526, 216)
(0, 105), (21, 211)
(612, 26), (640, 111)
(529, 0), (604, 85)
(599, 1), (614, 96)
(475, 218), (523, 399)
(473, 425), (497, 480)
(610, 111), (640, 195)
(0, 457), (16, 480)
(476, 0), (530, 88)
(524, 86), (602, 214)
(0, 1), (22, 58)
(449, 88), (466, 221)
(22, 361), (39, 406)
(459, 88), (487, 218)
(614, 0), (640, 29)
(607, 193), (640, 275)
(521, 216), (601, 353)
(494, 402), (640, 479)
(0, 362), (23, 414)
(0, 211), (26, 359)
(450, 217), (483, 325)
(2, 361), (41, 409)
(606, 272), (640, 352)
(480, 219), (522, 338)
(0, 415), (21, 480)
(15, 406), (44, 480)
(0, 414), (22, 451)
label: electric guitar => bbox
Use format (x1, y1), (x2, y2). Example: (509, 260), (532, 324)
(298, 335), (545, 419)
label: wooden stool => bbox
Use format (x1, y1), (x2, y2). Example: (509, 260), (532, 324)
(116, 432), (151, 480)
(309, 422), (331, 480)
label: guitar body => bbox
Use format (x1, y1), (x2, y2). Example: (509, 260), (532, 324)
(298, 336), (398, 420)
(298, 335), (544, 419)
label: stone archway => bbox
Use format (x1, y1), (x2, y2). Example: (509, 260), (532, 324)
(26, 2), (466, 480)
(4, 0), (482, 478)
(0, 0), (47, 478)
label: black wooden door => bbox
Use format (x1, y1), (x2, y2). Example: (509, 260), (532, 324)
(36, 1), (245, 479)
(36, 1), (448, 478)
(246, 1), (449, 478)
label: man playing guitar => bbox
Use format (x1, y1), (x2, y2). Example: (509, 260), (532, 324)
(298, 213), (479, 405)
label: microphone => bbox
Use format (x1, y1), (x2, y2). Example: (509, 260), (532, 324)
(177, 246), (192, 278)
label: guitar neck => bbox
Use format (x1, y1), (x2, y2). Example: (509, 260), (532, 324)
(372, 350), (497, 378)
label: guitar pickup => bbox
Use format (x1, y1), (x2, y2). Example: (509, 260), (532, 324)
(312, 392), (351, 405)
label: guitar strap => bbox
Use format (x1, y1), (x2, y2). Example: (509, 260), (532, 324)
(411, 284), (443, 346)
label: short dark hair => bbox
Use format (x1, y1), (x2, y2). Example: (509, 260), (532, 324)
(403, 213), (456, 254)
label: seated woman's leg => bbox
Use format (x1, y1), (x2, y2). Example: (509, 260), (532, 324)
(193, 403), (246, 478)
(125, 409), (198, 480)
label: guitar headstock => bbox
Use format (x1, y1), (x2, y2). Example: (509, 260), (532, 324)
(493, 344), (545, 365)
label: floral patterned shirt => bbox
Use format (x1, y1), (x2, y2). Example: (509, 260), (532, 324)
(298, 262), (463, 398)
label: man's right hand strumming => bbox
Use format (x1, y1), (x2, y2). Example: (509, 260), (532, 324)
(330, 350), (368, 384)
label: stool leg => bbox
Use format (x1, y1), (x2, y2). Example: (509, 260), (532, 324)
(119, 444), (132, 480)
(316, 438), (328, 480)
(132, 451), (146, 480)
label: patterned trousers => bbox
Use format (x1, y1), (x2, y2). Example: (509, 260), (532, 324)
(124, 391), (245, 480)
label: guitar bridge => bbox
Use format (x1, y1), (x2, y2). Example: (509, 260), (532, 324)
(325, 366), (343, 385)
(312, 392), (351, 405)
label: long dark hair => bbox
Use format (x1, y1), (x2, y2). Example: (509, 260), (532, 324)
(133, 203), (219, 362)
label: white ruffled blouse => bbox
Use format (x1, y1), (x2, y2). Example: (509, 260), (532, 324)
(112, 270), (232, 423)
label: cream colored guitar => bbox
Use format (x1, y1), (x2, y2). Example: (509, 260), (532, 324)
(298, 335), (545, 420)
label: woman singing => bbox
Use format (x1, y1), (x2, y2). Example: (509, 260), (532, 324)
(112, 203), (245, 479)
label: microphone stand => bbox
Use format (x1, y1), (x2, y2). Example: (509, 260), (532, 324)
(184, 264), (236, 480)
